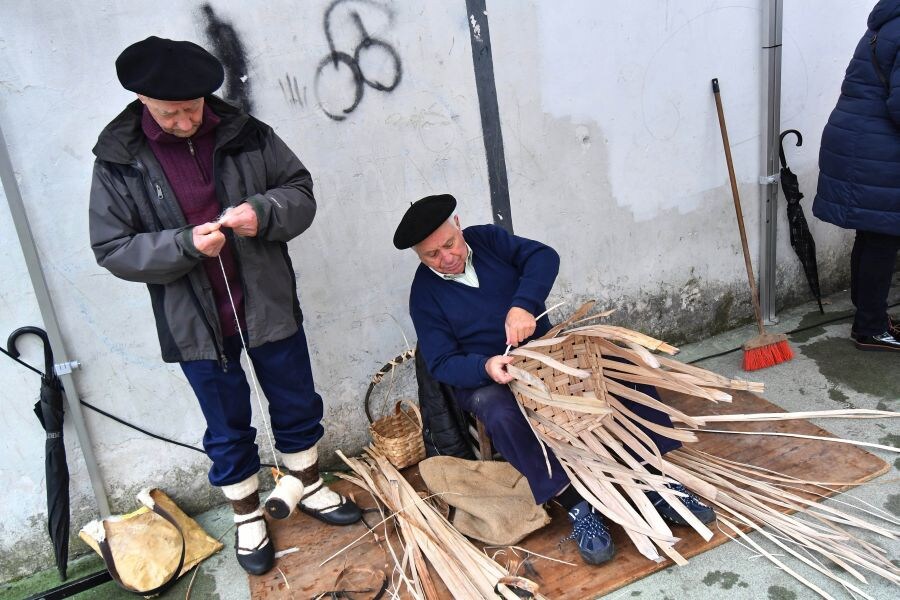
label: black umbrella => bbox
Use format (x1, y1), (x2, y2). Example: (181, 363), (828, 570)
(779, 129), (824, 314)
(6, 326), (69, 580)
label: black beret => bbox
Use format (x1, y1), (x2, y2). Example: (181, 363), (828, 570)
(116, 36), (224, 100)
(393, 194), (457, 249)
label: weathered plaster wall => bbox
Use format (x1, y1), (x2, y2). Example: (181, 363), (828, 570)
(488, 0), (872, 339)
(0, 0), (873, 581)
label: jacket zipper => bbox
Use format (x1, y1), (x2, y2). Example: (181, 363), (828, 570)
(135, 157), (228, 370)
(186, 139), (209, 183)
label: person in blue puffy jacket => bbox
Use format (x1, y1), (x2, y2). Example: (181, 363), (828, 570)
(813, 0), (900, 352)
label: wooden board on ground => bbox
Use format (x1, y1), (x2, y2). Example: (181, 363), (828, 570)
(249, 390), (890, 599)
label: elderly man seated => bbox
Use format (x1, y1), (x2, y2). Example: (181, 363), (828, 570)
(393, 194), (714, 565)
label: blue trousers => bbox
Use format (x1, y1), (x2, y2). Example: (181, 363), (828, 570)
(180, 325), (324, 487)
(851, 230), (900, 336)
(454, 381), (681, 505)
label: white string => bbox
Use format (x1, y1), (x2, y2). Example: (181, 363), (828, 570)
(218, 254), (282, 473)
(503, 301), (566, 356)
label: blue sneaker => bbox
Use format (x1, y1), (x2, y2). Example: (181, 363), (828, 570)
(564, 500), (615, 565)
(646, 483), (715, 525)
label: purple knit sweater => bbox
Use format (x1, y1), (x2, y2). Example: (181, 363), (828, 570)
(142, 105), (246, 338)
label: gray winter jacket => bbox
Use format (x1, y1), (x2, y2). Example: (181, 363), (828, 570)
(89, 95), (316, 364)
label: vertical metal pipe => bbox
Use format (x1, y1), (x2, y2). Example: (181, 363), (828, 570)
(759, 0), (783, 323)
(0, 122), (111, 517)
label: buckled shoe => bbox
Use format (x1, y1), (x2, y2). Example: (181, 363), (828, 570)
(234, 511), (274, 575)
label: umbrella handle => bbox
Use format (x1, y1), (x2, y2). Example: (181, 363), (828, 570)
(778, 129), (803, 169)
(6, 326), (54, 376)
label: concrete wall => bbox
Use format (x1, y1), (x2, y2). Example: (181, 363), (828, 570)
(0, 0), (873, 581)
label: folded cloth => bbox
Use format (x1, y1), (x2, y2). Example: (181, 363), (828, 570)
(419, 456), (550, 545)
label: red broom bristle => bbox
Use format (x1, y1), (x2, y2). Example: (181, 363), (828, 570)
(743, 340), (793, 371)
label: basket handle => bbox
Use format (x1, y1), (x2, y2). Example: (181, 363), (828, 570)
(393, 399), (423, 429)
(364, 349), (416, 423)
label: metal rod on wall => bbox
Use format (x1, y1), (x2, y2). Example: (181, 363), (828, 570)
(759, 0), (783, 324)
(0, 122), (111, 517)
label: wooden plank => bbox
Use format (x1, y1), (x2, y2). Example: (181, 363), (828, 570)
(250, 390), (889, 599)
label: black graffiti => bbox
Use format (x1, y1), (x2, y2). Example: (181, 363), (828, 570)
(280, 74), (308, 107)
(200, 3), (253, 112)
(314, 0), (402, 121)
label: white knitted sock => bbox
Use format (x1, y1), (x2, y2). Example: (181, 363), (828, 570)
(221, 474), (259, 501)
(234, 508), (268, 555)
(300, 478), (343, 513)
(282, 446), (317, 471)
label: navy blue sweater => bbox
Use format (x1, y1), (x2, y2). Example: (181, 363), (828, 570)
(409, 225), (560, 389)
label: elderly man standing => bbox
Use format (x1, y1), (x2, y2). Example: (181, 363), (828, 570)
(394, 194), (714, 566)
(89, 37), (360, 576)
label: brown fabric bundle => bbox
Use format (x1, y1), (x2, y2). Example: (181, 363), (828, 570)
(418, 456), (550, 545)
(79, 488), (222, 594)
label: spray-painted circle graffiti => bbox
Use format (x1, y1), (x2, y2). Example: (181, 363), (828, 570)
(315, 2), (403, 121)
(315, 52), (365, 122)
(354, 37), (402, 92)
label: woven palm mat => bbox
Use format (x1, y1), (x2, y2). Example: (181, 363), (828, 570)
(248, 390), (888, 600)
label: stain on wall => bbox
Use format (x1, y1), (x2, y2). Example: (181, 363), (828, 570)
(199, 3), (253, 112)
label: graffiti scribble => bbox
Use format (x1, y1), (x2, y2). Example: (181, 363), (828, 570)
(314, 0), (403, 121)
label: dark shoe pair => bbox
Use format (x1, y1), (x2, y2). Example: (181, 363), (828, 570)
(854, 330), (900, 352)
(234, 513), (274, 576)
(565, 500), (615, 565)
(646, 482), (716, 526)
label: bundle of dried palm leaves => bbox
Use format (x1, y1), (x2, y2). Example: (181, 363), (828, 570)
(506, 302), (899, 596)
(336, 448), (546, 600)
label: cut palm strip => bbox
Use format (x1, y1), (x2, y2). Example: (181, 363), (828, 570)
(505, 301), (900, 596)
(336, 448), (548, 600)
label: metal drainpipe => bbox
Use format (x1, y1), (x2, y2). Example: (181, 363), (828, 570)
(759, 0), (783, 324)
(0, 122), (111, 517)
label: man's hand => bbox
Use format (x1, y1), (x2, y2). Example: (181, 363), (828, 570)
(485, 355), (515, 384)
(505, 307), (537, 347)
(218, 203), (258, 237)
(192, 222), (226, 257)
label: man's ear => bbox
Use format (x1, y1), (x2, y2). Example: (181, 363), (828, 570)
(453, 214), (461, 229)
(137, 94), (147, 105)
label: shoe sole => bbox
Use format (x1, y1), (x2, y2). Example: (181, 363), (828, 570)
(299, 505), (362, 526)
(853, 341), (900, 352)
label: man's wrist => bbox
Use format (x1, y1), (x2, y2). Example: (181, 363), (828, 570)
(176, 226), (205, 259)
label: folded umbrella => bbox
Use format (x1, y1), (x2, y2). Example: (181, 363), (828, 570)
(779, 129), (824, 314)
(7, 326), (70, 580)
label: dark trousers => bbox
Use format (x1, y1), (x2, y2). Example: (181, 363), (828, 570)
(850, 230), (900, 336)
(180, 325), (324, 487)
(453, 382), (681, 505)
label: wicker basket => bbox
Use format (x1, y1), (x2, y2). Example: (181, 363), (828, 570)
(364, 350), (426, 469)
(368, 401), (426, 469)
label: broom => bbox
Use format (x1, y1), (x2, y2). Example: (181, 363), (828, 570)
(711, 78), (793, 370)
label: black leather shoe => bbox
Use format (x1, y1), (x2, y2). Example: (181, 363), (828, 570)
(234, 515), (274, 576)
(855, 331), (900, 352)
(565, 501), (615, 565)
(646, 483), (716, 525)
(299, 481), (362, 526)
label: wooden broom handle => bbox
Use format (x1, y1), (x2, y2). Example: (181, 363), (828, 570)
(711, 78), (766, 335)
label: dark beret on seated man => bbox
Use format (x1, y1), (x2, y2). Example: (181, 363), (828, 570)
(395, 194), (716, 566)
